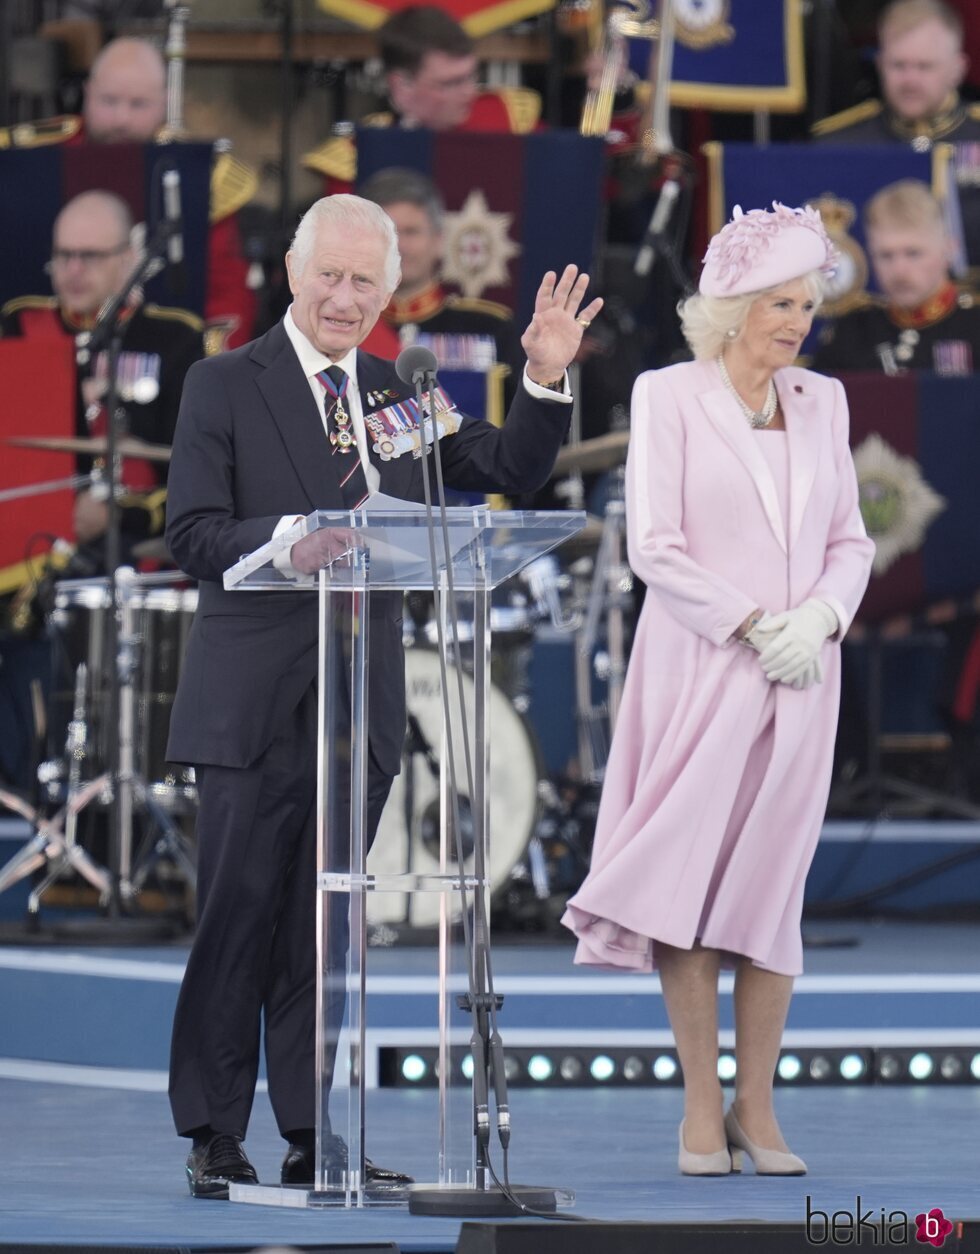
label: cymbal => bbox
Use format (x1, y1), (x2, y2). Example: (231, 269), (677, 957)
(8, 434), (172, 463)
(561, 513), (605, 551)
(552, 430), (629, 477)
(130, 536), (173, 563)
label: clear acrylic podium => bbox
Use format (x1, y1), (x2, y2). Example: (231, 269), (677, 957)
(222, 503), (583, 1208)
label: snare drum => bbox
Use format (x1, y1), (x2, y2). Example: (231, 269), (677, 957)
(48, 576), (197, 808)
(132, 585), (198, 811)
(49, 578), (114, 776)
(367, 648), (541, 928)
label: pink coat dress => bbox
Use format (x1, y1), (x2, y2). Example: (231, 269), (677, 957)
(561, 359), (875, 976)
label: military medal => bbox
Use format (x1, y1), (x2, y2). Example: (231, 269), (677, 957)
(365, 386), (460, 460)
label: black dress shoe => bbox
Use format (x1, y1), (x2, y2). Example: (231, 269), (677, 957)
(186, 1133), (258, 1199)
(281, 1134), (413, 1188)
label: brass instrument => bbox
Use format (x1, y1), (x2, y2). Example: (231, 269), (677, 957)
(158, 0), (192, 142)
(640, 0), (676, 161)
(580, 0), (663, 141)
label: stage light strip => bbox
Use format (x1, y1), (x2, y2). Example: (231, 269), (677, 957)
(380, 1045), (980, 1088)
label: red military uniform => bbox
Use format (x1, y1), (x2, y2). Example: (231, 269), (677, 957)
(301, 88), (542, 193)
(0, 115), (257, 350)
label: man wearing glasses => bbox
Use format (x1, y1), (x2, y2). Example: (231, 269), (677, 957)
(1, 189), (204, 564)
(302, 6), (541, 193)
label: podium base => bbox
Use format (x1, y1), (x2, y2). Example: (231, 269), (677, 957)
(408, 1183), (570, 1217)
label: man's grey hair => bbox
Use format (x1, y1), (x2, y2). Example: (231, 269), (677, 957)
(358, 167), (445, 231)
(289, 195), (401, 291)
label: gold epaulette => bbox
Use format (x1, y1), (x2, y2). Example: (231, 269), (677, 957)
(851, 290), (880, 312)
(301, 134), (357, 181)
(446, 294), (513, 320)
(811, 99), (882, 137)
(0, 115), (82, 150)
(495, 87), (541, 135)
(210, 152), (258, 223)
(969, 104), (980, 121)
(1, 294), (58, 318)
(119, 486), (168, 535)
(143, 303), (205, 332)
(300, 115), (393, 181)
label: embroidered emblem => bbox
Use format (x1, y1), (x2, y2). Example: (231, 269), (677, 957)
(853, 433), (946, 575)
(442, 190), (520, 300)
(674, 0), (734, 50)
(806, 196), (869, 317)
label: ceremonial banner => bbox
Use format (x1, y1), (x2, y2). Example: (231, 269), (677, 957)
(315, 0), (554, 35)
(0, 142), (213, 318)
(357, 128), (605, 327)
(843, 373), (980, 624)
(627, 0), (806, 112)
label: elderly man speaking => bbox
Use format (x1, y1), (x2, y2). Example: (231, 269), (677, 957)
(164, 192), (602, 1198)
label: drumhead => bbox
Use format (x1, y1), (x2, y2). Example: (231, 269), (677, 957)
(367, 648), (540, 929)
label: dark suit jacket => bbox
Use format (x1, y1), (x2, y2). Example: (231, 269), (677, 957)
(164, 317), (570, 775)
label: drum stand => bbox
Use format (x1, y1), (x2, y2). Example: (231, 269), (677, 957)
(0, 665), (113, 915)
(113, 568), (197, 906)
(576, 465), (631, 775)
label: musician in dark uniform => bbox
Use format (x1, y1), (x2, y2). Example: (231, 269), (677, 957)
(358, 167), (523, 396)
(812, 0), (980, 148)
(812, 0), (980, 273)
(0, 36), (256, 351)
(814, 176), (980, 798)
(813, 179), (980, 376)
(0, 190), (204, 562)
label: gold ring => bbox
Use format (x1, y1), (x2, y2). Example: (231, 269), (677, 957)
(576, 316), (591, 328)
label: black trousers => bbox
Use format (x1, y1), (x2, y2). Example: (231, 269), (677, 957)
(168, 685), (393, 1140)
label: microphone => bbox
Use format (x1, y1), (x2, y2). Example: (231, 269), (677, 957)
(395, 344), (438, 386)
(162, 167), (186, 295)
(634, 175), (682, 278)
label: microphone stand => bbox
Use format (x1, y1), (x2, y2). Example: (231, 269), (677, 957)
(73, 209), (180, 919)
(402, 357), (563, 1218)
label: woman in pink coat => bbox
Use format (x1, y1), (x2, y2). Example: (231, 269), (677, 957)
(562, 203), (875, 1178)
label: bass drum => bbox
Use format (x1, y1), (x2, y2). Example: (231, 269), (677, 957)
(367, 648), (540, 929)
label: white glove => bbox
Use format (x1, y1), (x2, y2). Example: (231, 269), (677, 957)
(790, 657), (824, 690)
(758, 598), (838, 685)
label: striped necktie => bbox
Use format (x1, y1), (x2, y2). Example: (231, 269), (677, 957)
(317, 364), (369, 509)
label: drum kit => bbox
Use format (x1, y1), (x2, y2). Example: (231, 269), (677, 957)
(0, 433), (197, 924)
(0, 423), (634, 933)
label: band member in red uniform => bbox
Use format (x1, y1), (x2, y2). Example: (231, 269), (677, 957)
(302, 6), (541, 193)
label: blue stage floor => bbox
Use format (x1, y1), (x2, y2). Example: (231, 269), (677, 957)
(1, 922), (979, 1250)
(1, 1081), (978, 1249)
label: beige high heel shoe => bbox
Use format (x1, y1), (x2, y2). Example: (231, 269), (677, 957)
(678, 1120), (734, 1176)
(724, 1107), (807, 1176)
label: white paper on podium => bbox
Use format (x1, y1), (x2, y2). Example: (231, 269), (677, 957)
(351, 492), (481, 583)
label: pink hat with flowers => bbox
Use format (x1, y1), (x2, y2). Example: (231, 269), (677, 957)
(699, 201), (838, 298)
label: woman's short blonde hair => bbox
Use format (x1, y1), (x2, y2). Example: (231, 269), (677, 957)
(678, 270), (827, 360)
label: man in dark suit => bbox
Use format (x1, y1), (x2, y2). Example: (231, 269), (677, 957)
(164, 193), (601, 1197)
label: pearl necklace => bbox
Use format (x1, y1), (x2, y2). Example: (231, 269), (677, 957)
(716, 356), (778, 429)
